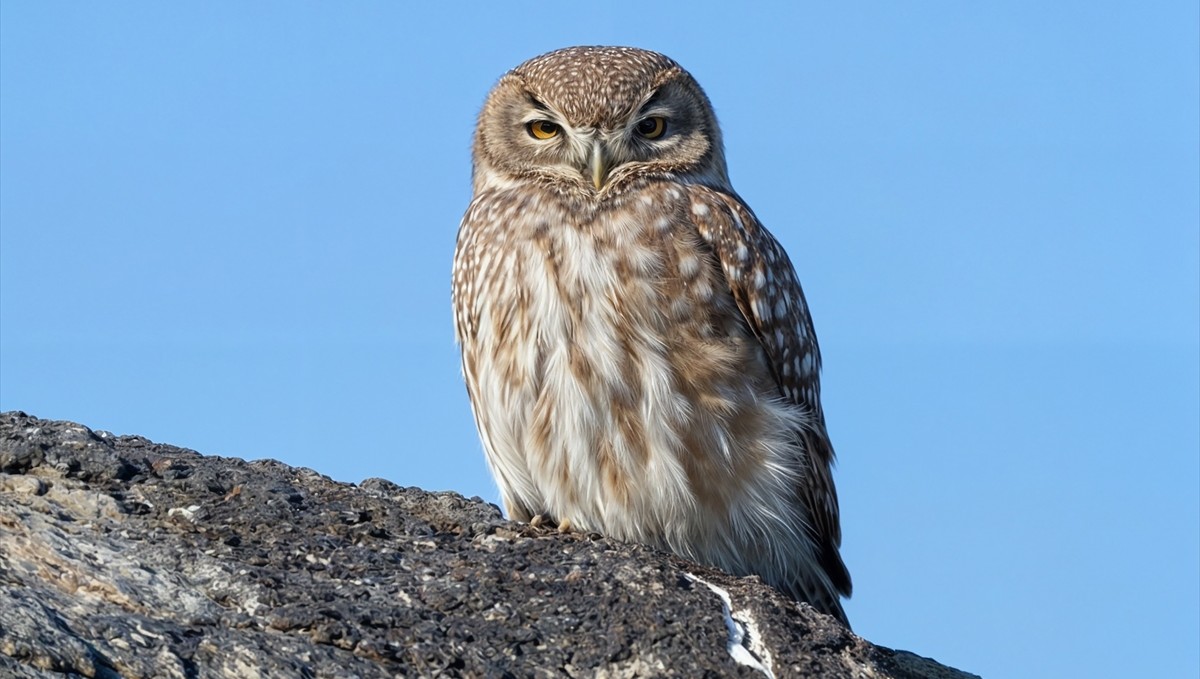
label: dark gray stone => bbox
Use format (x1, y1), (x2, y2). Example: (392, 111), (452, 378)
(0, 412), (978, 678)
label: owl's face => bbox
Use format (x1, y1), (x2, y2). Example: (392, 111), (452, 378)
(472, 46), (728, 197)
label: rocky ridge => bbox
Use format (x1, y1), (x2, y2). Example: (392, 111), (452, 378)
(0, 412), (976, 678)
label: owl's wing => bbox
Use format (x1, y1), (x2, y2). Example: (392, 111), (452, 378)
(685, 184), (852, 598)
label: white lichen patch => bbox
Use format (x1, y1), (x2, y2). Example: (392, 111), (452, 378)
(685, 573), (775, 679)
(167, 504), (202, 523)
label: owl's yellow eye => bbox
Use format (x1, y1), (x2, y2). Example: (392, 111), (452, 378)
(527, 120), (560, 140)
(635, 116), (666, 139)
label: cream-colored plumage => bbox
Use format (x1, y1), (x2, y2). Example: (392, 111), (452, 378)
(452, 46), (851, 623)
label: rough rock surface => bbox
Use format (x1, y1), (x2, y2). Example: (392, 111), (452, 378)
(0, 412), (977, 678)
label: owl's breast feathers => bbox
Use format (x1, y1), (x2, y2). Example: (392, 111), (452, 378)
(453, 179), (850, 621)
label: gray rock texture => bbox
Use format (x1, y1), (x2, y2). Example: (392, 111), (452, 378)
(0, 412), (977, 678)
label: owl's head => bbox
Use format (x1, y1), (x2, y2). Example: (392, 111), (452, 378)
(472, 46), (728, 197)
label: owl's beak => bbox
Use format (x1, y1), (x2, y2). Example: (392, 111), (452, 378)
(589, 140), (609, 190)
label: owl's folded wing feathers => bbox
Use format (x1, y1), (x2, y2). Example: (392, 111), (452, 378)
(684, 184), (852, 599)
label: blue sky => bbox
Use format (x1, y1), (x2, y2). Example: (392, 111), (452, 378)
(2, 3), (1196, 677)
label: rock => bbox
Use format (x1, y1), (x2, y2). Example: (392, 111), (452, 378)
(0, 412), (978, 678)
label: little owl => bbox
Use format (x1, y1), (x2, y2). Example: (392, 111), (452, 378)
(452, 46), (851, 624)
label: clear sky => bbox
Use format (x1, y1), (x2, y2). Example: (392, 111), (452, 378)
(2, 3), (1196, 677)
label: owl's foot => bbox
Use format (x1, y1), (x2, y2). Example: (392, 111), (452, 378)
(528, 514), (573, 534)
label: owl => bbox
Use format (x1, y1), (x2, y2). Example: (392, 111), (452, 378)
(452, 46), (852, 624)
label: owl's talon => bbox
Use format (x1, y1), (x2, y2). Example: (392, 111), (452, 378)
(557, 518), (572, 533)
(529, 514), (546, 528)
